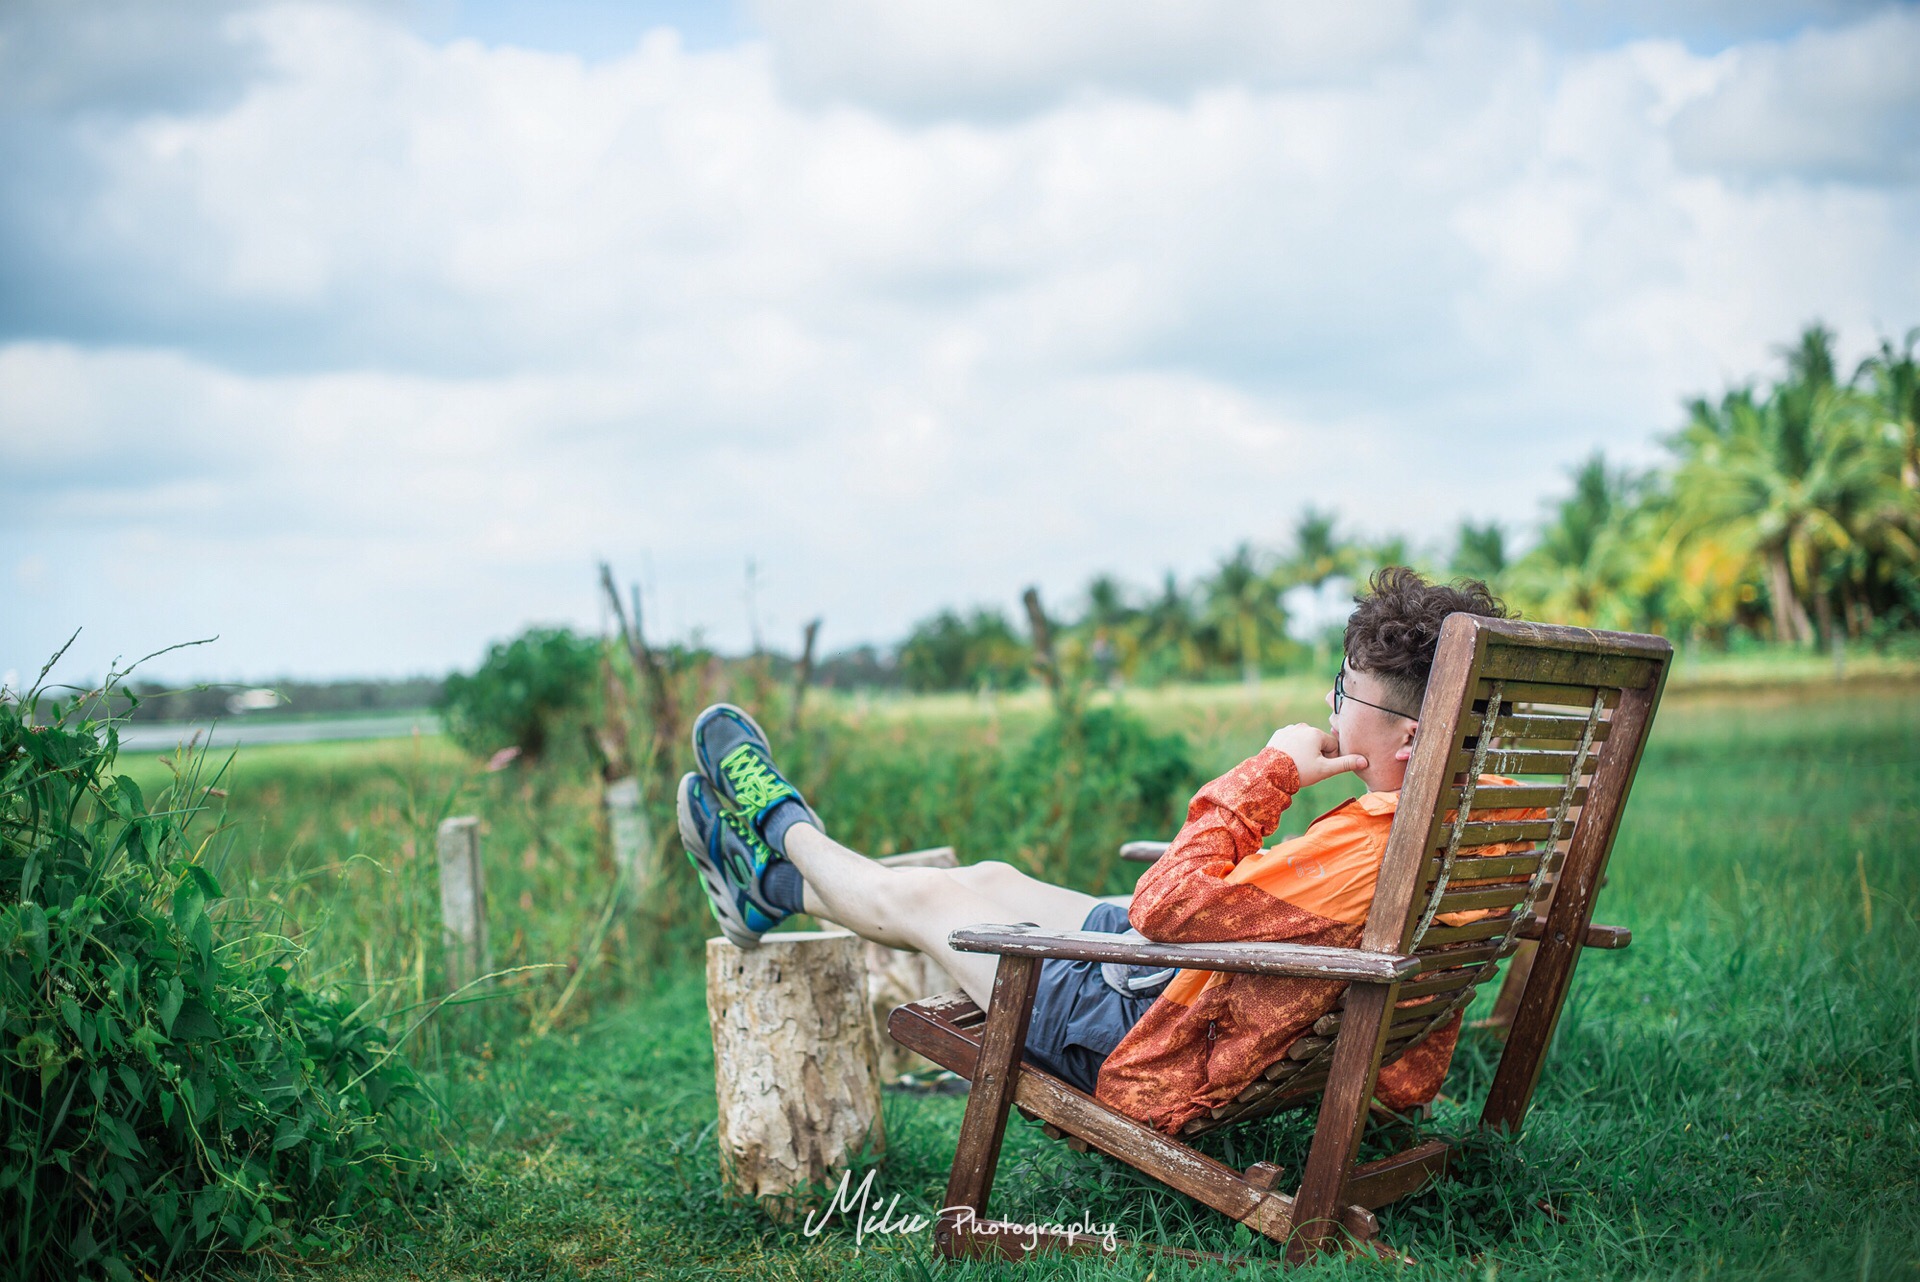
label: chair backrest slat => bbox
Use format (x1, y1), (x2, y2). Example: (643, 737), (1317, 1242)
(1478, 679), (1622, 709)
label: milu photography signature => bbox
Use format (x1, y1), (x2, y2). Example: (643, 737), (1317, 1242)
(802, 1169), (1121, 1252)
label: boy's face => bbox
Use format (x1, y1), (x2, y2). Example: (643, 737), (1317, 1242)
(1325, 661), (1420, 790)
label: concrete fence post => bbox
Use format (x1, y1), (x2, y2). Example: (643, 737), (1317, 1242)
(436, 816), (490, 992)
(603, 775), (650, 893)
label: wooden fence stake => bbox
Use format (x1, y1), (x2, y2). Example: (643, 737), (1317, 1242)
(437, 816), (490, 992)
(787, 618), (821, 737)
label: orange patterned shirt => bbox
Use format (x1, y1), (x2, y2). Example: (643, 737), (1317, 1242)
(1095, 747), (1520, 1134)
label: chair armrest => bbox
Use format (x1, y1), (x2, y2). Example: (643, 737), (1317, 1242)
(1514, 917), (1631, 949)
(948, 923), (1421, 982)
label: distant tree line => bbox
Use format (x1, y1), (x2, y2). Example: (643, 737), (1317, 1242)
(887, 322), (1920, 691)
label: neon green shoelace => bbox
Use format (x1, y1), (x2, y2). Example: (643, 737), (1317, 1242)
(720, 808), (775, 871)
(719, 745), (796, 813)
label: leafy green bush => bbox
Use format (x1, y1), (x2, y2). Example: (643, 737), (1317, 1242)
(437, 626), (601, 762)
(998, 706), (1199, 886)
(0, 695), (439, 1280)
(897, 608), (1031, 692)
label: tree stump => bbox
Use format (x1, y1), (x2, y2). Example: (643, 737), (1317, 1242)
(706, 931), (885, 1205)
(868, 847), (960, 1078)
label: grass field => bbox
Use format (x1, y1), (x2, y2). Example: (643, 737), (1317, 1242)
(134, 674), (1920, 1280)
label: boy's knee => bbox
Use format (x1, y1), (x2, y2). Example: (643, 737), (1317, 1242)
(950, 859), (1021, 894)
(886, 866), (954, 915)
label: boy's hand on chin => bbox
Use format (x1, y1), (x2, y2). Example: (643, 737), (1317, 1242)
(1267, 723), (1368, 788)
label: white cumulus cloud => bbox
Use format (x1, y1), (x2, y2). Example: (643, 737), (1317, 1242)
(1670, 6), (1920, 183)
(2, 1), (1916, 682)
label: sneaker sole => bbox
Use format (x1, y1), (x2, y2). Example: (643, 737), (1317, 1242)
(676, 773), (763, 950)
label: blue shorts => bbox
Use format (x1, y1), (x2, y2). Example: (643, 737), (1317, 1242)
(1020, 902), (1158, 1094)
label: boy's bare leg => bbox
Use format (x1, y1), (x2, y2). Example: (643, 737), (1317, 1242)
(782, 823), (1099, 1007)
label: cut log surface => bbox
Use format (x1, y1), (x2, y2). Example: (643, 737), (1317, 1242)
(706, 932), (885, 1202)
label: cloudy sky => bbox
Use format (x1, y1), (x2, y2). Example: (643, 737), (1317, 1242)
(4, 0), (1917, 685)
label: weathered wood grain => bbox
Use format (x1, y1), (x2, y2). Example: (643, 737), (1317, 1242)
(436, 816), (490, 993)
(706, 932), (884, 1203)
(1482, 645), (1668, 1131)
(943, 954), (1041, 1219)
(948, 923), (1421, 981)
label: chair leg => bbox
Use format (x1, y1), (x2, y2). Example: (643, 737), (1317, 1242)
(1480, 929), (1585, 1133)
(1482, 682), (1658, 1131)
(935, 954), (1042, 1260)
(1287, 979), (1395, 1262)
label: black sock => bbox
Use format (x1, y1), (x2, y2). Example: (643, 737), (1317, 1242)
(760, 860), (808, 915)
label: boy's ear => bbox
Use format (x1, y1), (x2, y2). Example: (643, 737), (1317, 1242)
(1394, 719), (1418, 762)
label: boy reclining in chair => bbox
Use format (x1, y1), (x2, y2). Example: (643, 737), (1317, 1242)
(678, 568), (1511, 1135)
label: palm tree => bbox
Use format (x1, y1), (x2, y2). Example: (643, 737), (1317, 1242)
(1846, 331), (1920, 633)
(1274, 508), (1355, 663)
(1350, 535), (1414, 584)
(1080, 573), (1137, 684)
(1137, 572), (1201, 680)
(1862, 328), (1920, 493)
(1669, 327), (1885, 646)
(1203, 544), (1288, 686)
(1285, 508), (1348, 590)
(1451, 521), (1507, 583)
(1507, 454), (1651, 629)
(1083, 574), (1136, 631)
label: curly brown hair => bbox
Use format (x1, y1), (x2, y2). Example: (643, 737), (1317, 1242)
(1343, 567), (1512, 714)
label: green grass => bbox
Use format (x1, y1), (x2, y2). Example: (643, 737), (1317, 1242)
(178, 680), (1920, 1280)
(118, 733), (707, 1055)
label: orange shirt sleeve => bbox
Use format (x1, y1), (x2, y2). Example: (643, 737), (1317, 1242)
(1128, 747), (1303, 943)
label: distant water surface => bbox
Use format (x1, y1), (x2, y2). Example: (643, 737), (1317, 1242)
(113, 712), (441, 751)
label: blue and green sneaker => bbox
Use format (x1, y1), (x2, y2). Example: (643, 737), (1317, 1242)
(676, 772), (788, 949)
(690, 703), (823, 850)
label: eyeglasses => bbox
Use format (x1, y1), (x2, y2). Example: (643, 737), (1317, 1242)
(1333, 667), (1418, 721)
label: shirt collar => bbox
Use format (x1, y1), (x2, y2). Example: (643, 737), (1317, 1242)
(1309, 790), (1399, 826)
(1354, 790), (1399, 815)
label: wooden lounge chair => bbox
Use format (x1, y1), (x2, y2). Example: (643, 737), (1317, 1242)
(888, 616), (1671, 1264)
